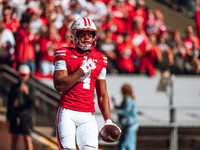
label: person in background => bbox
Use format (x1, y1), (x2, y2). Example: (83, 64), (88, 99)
(3, 6), (19, 34)
(130, 17), (148, 73)
(6, 64), (36, 150)
(134, 0), (147, 30)
(195, 0), (200, 73)
(156, 26), (173, 76)
(15, 12), (38, 75)
(108, 0), (128, 35)
(50, 0), (65, 30)
(0, 22), (15, 66)
(86, 0), (108, 23)
(196, 0), (200, 39)
(98, 28), (118, 74)
(38, 25), (59, 76)
(112, 83), (139, 150)
(170, 29), (187, 74)
(183, 25), (200, 74)
(116, 31), (136, 74)
(137, 33), (163, 76)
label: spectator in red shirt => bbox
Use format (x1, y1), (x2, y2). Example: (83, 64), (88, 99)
(117, 32), (136, 73)
(183, 25), (200, 53)
(57, 28), (74, 48)
(15, 13), (37, 75)
(130, 17), (148, 73)
(38, 22), (73, 77)
(196, 0), (200, 39)
(195, 0), (200, 73)
(183, 25), (200, 74)
(146, 8), (166, 37)
(38, 25), (61, 76)
(38, 3), (49, 27)
(146, 8), (157, 35)
(109, 0), (128, 35)
(3, 6), (19, 34)
(125, 0), (136, 32)
(137, 33), (162, 76)
(154, 9), (165, 36)
(133, 0), (147, 30)
(100, 14), (119, 42)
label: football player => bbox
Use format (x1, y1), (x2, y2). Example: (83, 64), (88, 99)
(53, 17), (120, 150)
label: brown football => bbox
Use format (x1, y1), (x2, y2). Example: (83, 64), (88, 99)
(99, 124), (121, 143)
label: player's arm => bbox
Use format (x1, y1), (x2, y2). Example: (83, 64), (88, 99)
(96, 79), (111, 121)
(96, 79), (121, 135)
(53, 68), (84, 92)
(53, 59), (96, 92)
(96, 66), (121, 135)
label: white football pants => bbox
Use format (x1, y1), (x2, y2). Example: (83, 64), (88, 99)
(56, 107), (98, 150)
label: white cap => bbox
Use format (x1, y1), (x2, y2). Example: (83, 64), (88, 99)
(18, 64), (30, 75)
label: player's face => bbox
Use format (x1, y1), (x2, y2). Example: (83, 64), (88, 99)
(77, 31), (93, 45)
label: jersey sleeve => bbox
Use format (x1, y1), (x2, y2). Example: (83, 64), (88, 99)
(54, 60), (67, 70)
(98, 54), (108, 80)
(53, 48), (67, 65)
(102, 55), (108, 68)
(98, 67), (106, 79)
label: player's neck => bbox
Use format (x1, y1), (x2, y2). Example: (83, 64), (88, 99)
(76, 47), (91, 55)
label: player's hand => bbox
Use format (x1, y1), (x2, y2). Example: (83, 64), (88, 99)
(80, 58), (96, 74)
(105, 119), (121, 133)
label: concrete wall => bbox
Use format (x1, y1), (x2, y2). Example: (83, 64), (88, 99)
(39, 75), (200, 134)
(95, 75), (200, 129)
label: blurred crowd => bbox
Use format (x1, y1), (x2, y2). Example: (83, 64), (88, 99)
(0, 0), (200, 78)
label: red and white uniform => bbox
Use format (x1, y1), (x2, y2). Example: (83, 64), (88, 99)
(54, 17), (109, 150)
(54, 47), (107, 112)
(54, 47), (107, 149)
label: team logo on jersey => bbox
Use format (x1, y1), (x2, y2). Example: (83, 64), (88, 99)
(93, 59), (97, 62)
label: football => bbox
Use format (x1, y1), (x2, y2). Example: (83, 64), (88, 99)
(99, 124), (121, 143)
